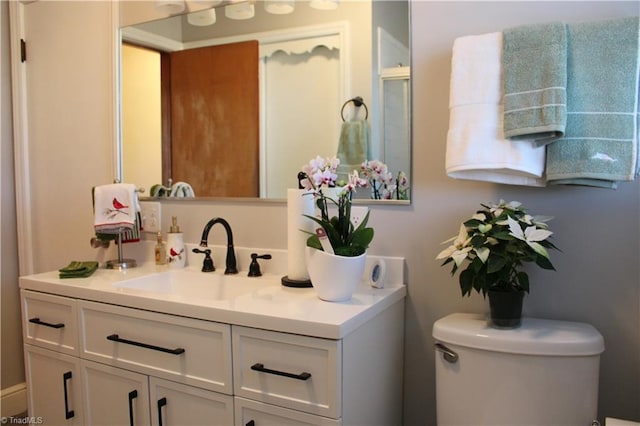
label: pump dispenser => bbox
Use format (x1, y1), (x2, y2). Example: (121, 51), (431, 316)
(166, 216), (185, 268)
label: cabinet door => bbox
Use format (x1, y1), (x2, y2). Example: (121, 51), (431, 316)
(234, 397), (340, 426)
(24, 345), (84, 425)
(81, 360), (150, 426)
(150, 377), (234, 426)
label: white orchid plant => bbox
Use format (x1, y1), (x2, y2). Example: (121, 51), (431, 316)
(301, 156), (374, 257)
(360, 160), (409, 200)
(436, 200), (558, 297)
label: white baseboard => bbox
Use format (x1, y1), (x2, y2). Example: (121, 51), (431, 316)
(1, 383), (27, 417)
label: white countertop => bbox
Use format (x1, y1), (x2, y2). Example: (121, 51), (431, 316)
(20, 259), (406, 339)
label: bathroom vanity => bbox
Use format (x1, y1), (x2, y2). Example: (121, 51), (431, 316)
(19, 254), (405, 425)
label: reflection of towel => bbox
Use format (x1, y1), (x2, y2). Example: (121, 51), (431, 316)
(337, 120), (370, 180)
(503, 22), (567, 145)
(446, 32), (546, 187)
(546, 17), (639, 188)
(93, 184), (139, 233)
(170, 182), (195, 197)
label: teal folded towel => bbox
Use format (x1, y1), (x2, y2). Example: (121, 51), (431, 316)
(59, 261), (99, 279)
(336, 120), (370, 181)
(503, 22), (568, 145)
(546, 17), (639, 188)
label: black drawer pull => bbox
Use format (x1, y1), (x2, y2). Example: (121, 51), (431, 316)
(250, 363), (311, 381)
(128, 390), (138, 426)
(62, 371), (74, 419)
(29, 317), (64, 329)
(246, 421), (255, 426)
(157, 397), (167, 426)
(106, 334), (185, 355)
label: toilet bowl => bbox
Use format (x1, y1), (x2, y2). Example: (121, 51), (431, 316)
(433, 313), (605, 426)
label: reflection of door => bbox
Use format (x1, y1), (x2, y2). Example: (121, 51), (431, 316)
(169, 41), (259, 197)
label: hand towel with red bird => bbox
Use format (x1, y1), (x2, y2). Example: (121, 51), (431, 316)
(93, 183), (140, 234)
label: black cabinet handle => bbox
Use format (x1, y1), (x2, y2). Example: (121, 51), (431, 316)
(29, 317), (64, 329)
(157, 397), (167, 426)
(128, 390), (138, 426)
(62, 371), (74, 419)
(250, 363), (311, 381)
(106, 334), (185, 355)
(246, 421), (255, 426)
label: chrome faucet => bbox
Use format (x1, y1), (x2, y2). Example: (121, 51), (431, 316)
(198, 217), (238, 274)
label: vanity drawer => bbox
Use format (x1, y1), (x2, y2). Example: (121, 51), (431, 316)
(234, 396), (341, 426)
(232, 326), (341, 418)
(78, 300), (233, 394)
(21, 290), (78, 355)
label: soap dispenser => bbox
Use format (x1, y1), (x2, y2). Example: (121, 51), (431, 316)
(154, 232), (167, 265)
(166, 216), (185, 269)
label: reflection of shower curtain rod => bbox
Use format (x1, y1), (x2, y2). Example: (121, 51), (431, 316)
(341, 96), (368, 121)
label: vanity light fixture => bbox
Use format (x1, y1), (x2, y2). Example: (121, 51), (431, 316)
(154, 0), (186, 15)
(187, 8), (217, 26)
(264, 0), (295, 15)
(309, 0), (338, 10)
(225, 1), (255, 20)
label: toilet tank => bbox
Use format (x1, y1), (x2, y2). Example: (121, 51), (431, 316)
(433, 313), (605, 426)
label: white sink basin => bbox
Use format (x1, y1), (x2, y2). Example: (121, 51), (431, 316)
(114, 269), (273, 300)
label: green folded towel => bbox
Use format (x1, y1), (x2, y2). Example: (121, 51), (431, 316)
(59, 261), (99, 279)
(546, 17), (639, 188)
(503, 22), (568, 145)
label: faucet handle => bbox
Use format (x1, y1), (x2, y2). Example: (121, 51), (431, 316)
(192, 248), (215, 272)
(248, 253), (272, 277)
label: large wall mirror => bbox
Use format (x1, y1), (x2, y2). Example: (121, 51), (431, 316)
(119, 0), (411, 203)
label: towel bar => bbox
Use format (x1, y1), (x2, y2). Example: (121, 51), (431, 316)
(341, 96), (368, 121)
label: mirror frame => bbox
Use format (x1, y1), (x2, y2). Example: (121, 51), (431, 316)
(117, 1), (413, 206)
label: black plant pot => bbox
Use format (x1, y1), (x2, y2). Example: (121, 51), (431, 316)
(488, 290), (524, 328)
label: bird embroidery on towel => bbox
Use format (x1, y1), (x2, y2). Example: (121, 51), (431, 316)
(105, 197), (130, 219)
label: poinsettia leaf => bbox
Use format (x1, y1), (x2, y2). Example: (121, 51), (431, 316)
(487, 256), (507, 274)
(459, 269), (474, 297)
(517, 271), (530, 293)
(491, 231), (514, 240)
(535, 255), (555, 270)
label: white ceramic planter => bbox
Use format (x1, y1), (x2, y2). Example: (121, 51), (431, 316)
(305, 247), (366, 302)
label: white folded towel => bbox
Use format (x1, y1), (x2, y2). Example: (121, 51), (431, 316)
(93, 183), (139, 233)
(446, 32), (546, 187)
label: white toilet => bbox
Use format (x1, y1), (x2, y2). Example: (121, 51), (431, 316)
(433, 313), (605, 426)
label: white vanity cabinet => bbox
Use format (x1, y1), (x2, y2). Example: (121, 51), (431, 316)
(21, 291), (84, 424)
(20, 263), (406, 426)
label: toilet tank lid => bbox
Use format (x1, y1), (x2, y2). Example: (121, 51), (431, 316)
(432, 313), (605, 356)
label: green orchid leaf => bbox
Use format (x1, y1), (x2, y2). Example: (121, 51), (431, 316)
(306, 234), (322, 250)
(350, 227), (374, 249)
